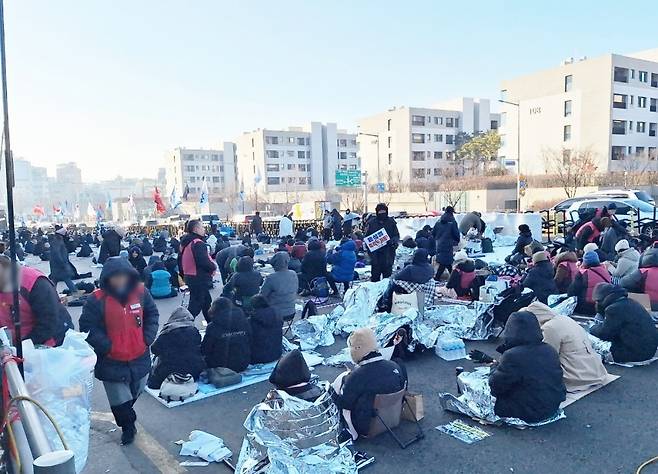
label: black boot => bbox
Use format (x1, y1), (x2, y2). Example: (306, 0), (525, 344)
(111, 401), (137, 446)
(121, 424), (137, 445)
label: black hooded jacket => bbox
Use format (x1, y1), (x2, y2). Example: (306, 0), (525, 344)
(98, 229), (122, 264)
(201, 299), (252, 372)
(222, 256), (263, 301)
(433, 212), (461, 265)
(489, 311), (566, 423)
(128, 246), (147, 277)
(522, 260), (558, 304)
(250, 305), (283, 364)
(364, 205), (400, 257)
(590, 284), (658, 363)
(301, 239), (327, 281)
(269, 349), (323, 402)
(79, 257), (160, 383)
(394, 248), (434, 284)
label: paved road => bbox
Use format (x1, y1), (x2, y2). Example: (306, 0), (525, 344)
(26, 255), (658, 474)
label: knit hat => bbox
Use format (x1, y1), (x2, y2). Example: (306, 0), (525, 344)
(614, 239), (630, 252)
(532, 251), (548, 264)
(453, 250), (469, 264)
(269, 349), (311, 388)
(583, 251), (600, 266)
(348, 327), (378, 363)
(583, 242), (599, 254)
(444, 206), (455, 215)
(518, 224), (530, 234)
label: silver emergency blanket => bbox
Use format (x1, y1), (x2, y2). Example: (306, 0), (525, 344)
(323, 348), (353, 367)
(291, 314), (336, 351)
(587, 333), (612, 362)
(547, 295), (578, 317)
(392, 246), (415, 273)
(439, 367), (566, 427)
(335, 279), (390, 334)
(235, 382), (357, 474)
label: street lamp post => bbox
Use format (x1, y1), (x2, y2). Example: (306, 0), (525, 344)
(358, 132), (381, 202)
(499, 99), (521, 212)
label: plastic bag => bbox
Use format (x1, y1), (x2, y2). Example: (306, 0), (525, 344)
(23, 330), (97, 473)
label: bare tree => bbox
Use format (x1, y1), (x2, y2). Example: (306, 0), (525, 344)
(439, 167), (466, 209)
(411, 177), (437, 211)
(619, 151), (655, 188)
(543, 147), (598, 198)
(341, 188), (365, 213)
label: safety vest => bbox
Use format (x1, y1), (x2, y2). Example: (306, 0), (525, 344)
(181, 238), (203, 277)
(580, 266), (611, 304)
(576, 221), (601, 244)
(457, 269), (476, 290)
(94, 286), (146, 362)
(558, 260), (578, 282)
(0, 267), (48, 345)
(640, 267), (658, 306)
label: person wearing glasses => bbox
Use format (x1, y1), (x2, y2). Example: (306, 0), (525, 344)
(79, 256), (159, 446)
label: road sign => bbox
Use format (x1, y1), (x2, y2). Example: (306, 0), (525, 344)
(335, 169), (361, 187)
(376, 182), (386, 193)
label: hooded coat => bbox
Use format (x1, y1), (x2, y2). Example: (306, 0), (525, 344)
(79, 257), (160, 382)
(49, 234), (73, 281)
(364, 205), (400, 259)
(415, 226), (435, 256)
(554, 251), (579, 293)
(522, 260), (558, 304)
(152, 234), (167, 253)
(590, 284), (658, 363)
(328, 240), (357, 283)
(621, 247), (658, 310)
(98, 229), (122, 264)
(222, 256), (263, 301)
(179, 232), (216, 288)
(609, 247), (640, 279)
(511, 228), (534, 256)
(140, 238), (154, 257)
(458, 212), (485, 236)
(524, 301), (608, 392)
(489, 311), (566, 423)
(128, 246), (147, 278)
(250, 304), (283, 364)
(301, 239), (328, 281)
(201, 299), (252, 372)
(433, 212), (461, 266)
(395, 248), (434, 284)
(148, 308), (205, 389)
(269, 349), (323, 402)
(260, 252), (299, 318)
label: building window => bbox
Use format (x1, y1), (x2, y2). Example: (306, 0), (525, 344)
(387, 136), (392, 148)
(387, 119), (392, 131)
(183, 154), (194, 161)
(265, 136), (279, 145)
(611, 146), (625, 161)
(445, 151), (454, 160)
(491, 120), (499, 130)
(639, 71), (649, 82)
(287, 164), (295, 170)
(613, 94), (628, 109)
(445, 134), (454, 145)
(639, 96), (648, 108)
(266, 150), (279, 158)
(564, 100), (572, 117)
(297, 151), (305, 159)
(411, 133), (425, 144)
(651, 98), (657, 112)
(338, 151), (347, 159)
(412, 169), (426, 179)
(649, 147), (657, 160)
(286, 150), (295, 157)
(338, 139), (348, 147)
(266, 164), (280, 172)
(411, 115), (425, 126)
(298, 177), (308, 185)
(563, 125), (572, 141)
(432, 134), (441, 142)
(434, 151), (443, 160)
(349, 139), (357, 146)
(267, 177), (280, 185)
(652, 73), (658, 88)
(614, 67), (629, 83)
(287, 137), (295, 144)
(446, 117), (455, 127)
(564, 74), (573, 91)
(636, 147), (646, 156)
(433, 168), (440, 176)
(349, 152), (357, 159)
(212, 176), (220, 183)
(612, 120), (626, 135)
(455, 118), (460, 128)
(388, 153), (392, 165)
(296, 137), (305, 146)
(298, 164), (306, 172)
(638, 121), (647, 133)
(412, 151), (425, 161)
(650, 123), (657, 137)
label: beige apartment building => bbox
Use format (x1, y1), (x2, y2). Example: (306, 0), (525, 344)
(499, 48), (658, 175)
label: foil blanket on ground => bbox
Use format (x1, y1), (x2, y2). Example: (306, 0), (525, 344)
(438, 367), (566, 427)
(235, 382), (357, 474)
(547, 295), (578, 316)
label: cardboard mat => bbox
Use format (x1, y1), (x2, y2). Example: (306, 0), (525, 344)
(560, 373), (620, 409)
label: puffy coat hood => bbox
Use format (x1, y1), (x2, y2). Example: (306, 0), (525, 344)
(129, 245), (143, 257)
(554, 250), (578, 265)
(640, 247), (658, 268)
(619, 247), (640, 263)
(148, 255), (160, 266)
(180, 232), (204, 248)
(269, 349), (311, 388)
(270, 251), (290, 271)
(593, 283), (627, 311)
(402, 237), (417, 248)
(524, 301), (559, 326)
(412, 248), (429, 265)
(501, 311), (543, 350)
(237, 256), (254, 272)
(99, 256), (140, 290)
(339, 239), (357, 252)
(307, 238), (322, 251)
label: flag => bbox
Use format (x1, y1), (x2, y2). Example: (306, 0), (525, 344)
(52, 205), (62, 216)
(33, 205), (45, 216)
(182, 183), (190, 200)
(199, 178), (208, 205)
(254, 168), (262, 184)
(86, 203), (95, 218)
(153, 187), (166, 214)
(170, 186), (182, 209)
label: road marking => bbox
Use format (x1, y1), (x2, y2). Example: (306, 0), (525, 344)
(92, 411), (187, 474)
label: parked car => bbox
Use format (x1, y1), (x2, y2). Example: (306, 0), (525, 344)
(563, 198), (658, 236)
(588, 189), (655, 205)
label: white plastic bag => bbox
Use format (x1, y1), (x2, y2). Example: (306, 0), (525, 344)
(23, 330), (97, 473)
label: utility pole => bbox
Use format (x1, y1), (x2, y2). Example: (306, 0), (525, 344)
(499, 99), (521, 212)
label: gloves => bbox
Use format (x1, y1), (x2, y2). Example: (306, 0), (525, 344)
(469, 349), (494, 364)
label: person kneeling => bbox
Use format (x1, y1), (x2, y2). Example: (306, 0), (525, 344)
(332, 328), (407, 440)
(444, 251), (476, 299)
(489, 311), (566, 423)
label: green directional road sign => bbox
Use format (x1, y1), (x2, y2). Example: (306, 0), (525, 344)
(335, 169), (361, 187)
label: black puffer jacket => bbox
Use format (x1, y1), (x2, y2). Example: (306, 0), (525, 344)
(301, 239), (327, 281)
(140, 238), (154, 257)
(98, 229), (122, 264)
(489, 311), (566, 423)
(222, 256), (263, 301)
(433, 212), (460, 266)
(148, 321), (205, 389)
(590, 284), (658, 363)
(394, 248), (434, 284)
(201, 300), (252, 372)
(522, 260), (557, 304)
(250, 305), (283, 364)
(511, 229), (533, 256)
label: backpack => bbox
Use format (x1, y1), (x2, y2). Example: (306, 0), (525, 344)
(493, 286), (535, 326)
(206, 367), (242, 388)
(158, 373), (198, 402)
(309, 277), (330, 303)
(481, 237), (494, 253)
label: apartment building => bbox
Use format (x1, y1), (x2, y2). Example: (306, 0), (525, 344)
(165, 144), (237, 199)
(357, 98), (499, 187)
(236, 122), (358, 196)
(498, 48), (658, 175)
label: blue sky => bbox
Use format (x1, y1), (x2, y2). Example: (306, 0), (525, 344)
(5, 0), (658, 181)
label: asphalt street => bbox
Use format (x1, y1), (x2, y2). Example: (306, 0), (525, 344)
(26, 254), (658, 474)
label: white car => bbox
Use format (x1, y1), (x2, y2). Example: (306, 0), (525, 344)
(564, 198), (658, 236)
(588, 189), (654, 205)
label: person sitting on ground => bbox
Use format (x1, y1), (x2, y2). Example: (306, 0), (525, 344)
(152, 232), (168, 253)
(576, 217), (607, 251)
(522, 251), (557, 304)
(488, 311), (566, 423)
(445, 250), (476, 298)
(523, 301), (608, 392)
(288, 241), (306, 273)
(299, 238), (328, 294)
(590, 284), (658, 363)
(142, 255), (160, 286)
(607, 239), (640, 281)
(98, 226), (123, 265)
(414, 225), (435, 257)
(583, 242), (607, 264)
(148, 307), (205, 389)
(621, 243), (658, 311)
(393, 237), (417, 273)
(215, 242), (248, 283)
(394, 247), (434, 284)
(554, 249), (579, 293)
(201, 297), (252, 373)
(229, 247), (254, 275)
(269, 349), (323, 401)
(77, 240), (93, 258)
(222, 256), (263, 307)
(506, 224), (534, 265)
(260, 251), (299, 322)
(568, 251), (611, 315)
(128, 245), (147, 279)
(600, 216), (625, 261)
(146, 260), (177, 298)
(327, 238), (357, 294)
(140, 237), (153, 257)
(249, 295), (283, 365)
(331, 327), (407, 440)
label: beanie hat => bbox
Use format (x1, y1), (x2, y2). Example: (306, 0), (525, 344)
(583, 251), (600, 267)
(614, 239), (630, 252)
(444, 206), (455, 215)
(532, 251), (548, 264)
(453, 250), (469, 264)
(269, 349), (311, 388)
(375, 203), (388, 213)
(518, 224), (530, 234)
(348, 327), (378, 363)
(583, 242), (599, 254)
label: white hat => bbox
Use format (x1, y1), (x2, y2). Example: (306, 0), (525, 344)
(453, 250), (469, 264)
(614, 239), (630, 252)
(583, 242), (598, 254)
(55, 227), (67, 236)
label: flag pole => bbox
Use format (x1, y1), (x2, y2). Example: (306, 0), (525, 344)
(0, 0), (23, 371)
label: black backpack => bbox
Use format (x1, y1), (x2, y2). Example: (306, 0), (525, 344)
(493, 286), (535, 326)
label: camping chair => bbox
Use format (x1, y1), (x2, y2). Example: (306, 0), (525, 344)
(282, 313), (296, 337)
(367, 388), (424, 449)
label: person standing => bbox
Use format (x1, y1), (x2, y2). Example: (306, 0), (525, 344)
(250, 211), (263, 236)
(49, 227), (77, 293)
(433, 206), (460, 280)
(279, 214), (294, 239)
(179, 220), (216, 321)
(331, 209), (343, 241)
(322, 210), (332, 241)
(364, 203), (400, 282)
(79, 257), (159, 445)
